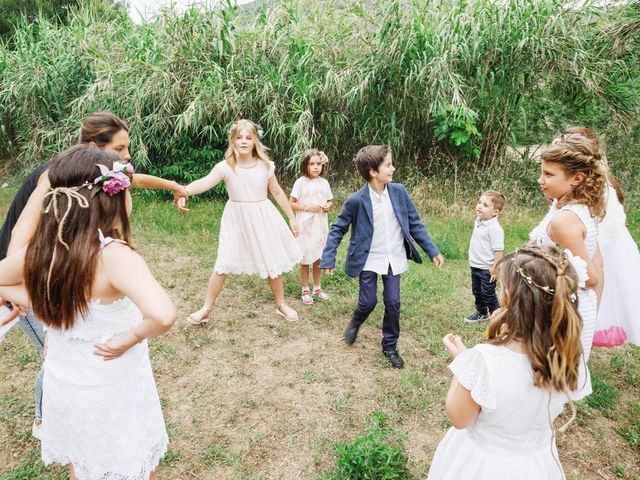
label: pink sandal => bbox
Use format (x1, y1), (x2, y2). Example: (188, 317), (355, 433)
(313, 288), (330, 301)
(301, 289), (314, 305)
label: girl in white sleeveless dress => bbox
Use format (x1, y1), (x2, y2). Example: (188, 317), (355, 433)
(429, 246), (584, 479)
(0, 145), (176, 480)
(546, 126), (640, 347)
(182, 120), (302, 324)
(529, 133), (608, 400)
(289, 149), (334, 305)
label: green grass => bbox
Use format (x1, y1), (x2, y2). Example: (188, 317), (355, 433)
(1, 182), (640, 478)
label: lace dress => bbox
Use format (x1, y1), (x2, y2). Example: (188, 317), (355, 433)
(594, 183), (640, 346)
(428, 344), (569, 479)
(529, 201), (597, 400)
(35, 278), (168, 478)
(213, 160), (302, 278)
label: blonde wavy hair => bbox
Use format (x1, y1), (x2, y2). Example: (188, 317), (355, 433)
(488, 245), (582, 393)
(224, 119), (271, 170)
(542, 134), (607, 219)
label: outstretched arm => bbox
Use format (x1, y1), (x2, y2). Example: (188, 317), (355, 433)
(320, 199), (353, 274)
(442, 334), (480, 428)
(93, 245), (176, 360)
(132, 173), (189, 213)
(0, 248), (29, 307)
(7, 172), (50, 256)
(268, 174), (299, 236)
(403, 186), (444, 267)
(184, 165), (224, 197)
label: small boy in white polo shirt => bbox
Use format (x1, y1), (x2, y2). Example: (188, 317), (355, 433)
(465, 190), (505, 322)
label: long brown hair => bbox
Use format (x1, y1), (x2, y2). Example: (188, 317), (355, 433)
(79, 112), (128, 147)
(488, 245), (582, 392)
(555, 126), (624, 204)
(542, 134), (607, 219)
(24, 145), (132, 330)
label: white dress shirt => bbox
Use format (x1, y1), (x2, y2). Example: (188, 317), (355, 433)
(363, 185), (408, 275)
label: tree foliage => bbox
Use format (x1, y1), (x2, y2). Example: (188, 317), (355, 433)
(0, 0), (637, 183)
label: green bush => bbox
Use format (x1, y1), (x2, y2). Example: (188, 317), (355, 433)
(325, 411), (409, 480)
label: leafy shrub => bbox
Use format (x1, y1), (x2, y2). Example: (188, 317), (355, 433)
(325, 411), (409, 480)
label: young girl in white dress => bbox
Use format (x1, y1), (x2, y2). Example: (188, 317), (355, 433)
(182, 120), (303, 323)
(0, 145), (176, 480)
(289, 149), (333, 305)
(553, 127), (640, 347)
(529, 133), (607, 400)
(429, 245), (583, 480)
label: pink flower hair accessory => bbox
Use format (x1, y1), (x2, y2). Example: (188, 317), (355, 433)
(93, 162), (135, 196)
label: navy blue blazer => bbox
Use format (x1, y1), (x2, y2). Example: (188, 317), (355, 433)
(320, 183), (441, 278)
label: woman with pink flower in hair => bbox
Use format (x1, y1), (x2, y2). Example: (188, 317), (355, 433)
(0, 144), (176, 479)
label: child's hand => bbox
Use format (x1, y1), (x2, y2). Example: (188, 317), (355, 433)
(94, 330), (142, 361)
(489, 267), (497, 283)
(0, 299), (20, 326)
(289, 218), (300, 237)
(176, 197), (189, 213)
(308, 205), (324, 214)
(432, 254), (445, 268)
(443, 333), (467, 359)
(322, 203), (331, 212)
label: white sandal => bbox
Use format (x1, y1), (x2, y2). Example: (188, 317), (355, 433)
(276, 304), (299, 322)
(186, 306), (211, 325)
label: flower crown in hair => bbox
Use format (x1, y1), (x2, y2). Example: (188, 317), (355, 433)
(318, 151), (329, 165)
(253, 122), (264, 139)
(92, 162), (134, 196)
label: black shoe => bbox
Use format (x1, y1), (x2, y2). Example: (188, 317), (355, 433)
(464, 311), (488, 323)
(383, 349), (404, 369)
(343, 322), (361, 345)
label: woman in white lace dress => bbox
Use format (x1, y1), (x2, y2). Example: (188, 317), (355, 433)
(429, 246), (583, 479)
(0, 145), (176, 480)
(529, 133), (607, 400)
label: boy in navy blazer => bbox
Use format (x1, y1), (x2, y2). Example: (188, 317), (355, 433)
(321, 145), (444, 368)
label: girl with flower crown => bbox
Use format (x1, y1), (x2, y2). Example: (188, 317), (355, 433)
(289, 149), (334, 305)
(529, 133), (607, 400)
(429, 245), (583, 479)
(0, 144), (176, 480)
(181, 119), (303, 323)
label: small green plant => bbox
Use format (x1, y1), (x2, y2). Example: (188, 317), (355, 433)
(586, 372), (617, 414)
(326, 411), (409, 480)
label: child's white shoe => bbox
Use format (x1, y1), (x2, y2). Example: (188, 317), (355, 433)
(313, 288), (330, 301)
(301, 289), (314, 305)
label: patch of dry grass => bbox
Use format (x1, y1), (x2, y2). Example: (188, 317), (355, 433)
(1, 186), (639, 479)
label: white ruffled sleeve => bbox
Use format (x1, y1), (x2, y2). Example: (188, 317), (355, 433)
(449, 346), (497, 412)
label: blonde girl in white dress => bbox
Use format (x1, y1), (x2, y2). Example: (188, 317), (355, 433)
(289, 149), (333, 305)
(529, 133), (607, 400)
(182, 120), (303, 324)
(429, 245), (583, 479)
(0, 145), (176, 480)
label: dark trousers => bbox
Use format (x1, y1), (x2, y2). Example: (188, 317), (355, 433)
(470, 267), (499, 315)
(349, 267), (401, 350)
